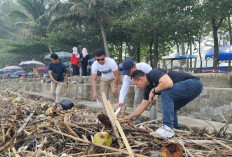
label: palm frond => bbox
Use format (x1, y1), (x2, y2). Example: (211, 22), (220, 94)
(8, 11), (28, 20)
(48, 2), (74, 16)
(14, 21), (32, 28)
(48, 12), (83, 30)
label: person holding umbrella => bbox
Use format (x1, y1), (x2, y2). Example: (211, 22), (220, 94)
(48, 53), (69, 105)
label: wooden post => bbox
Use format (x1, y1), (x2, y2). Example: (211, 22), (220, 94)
(171, 60), (173, 70)
(228, 60), (231, 72)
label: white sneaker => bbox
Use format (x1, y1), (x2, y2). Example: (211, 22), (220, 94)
(153, 125), (175, 138)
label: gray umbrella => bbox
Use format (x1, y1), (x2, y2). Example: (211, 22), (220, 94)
(44, 52), (72, 60)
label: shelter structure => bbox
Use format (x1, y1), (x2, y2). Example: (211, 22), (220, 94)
(205, 45), (232, 72)
(162, 54), (197, 72)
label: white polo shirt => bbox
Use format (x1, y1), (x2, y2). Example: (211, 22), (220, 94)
(119, 63), (152, 103)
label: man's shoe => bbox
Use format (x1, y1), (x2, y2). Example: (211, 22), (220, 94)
(153, 125), (175, 138)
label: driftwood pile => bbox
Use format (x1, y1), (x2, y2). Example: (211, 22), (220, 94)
(0, 89), (232, 157)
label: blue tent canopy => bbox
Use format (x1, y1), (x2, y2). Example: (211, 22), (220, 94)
(205, 45), (232, 60)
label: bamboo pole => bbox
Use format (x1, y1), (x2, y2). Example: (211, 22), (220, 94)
(101, 92), (134, 157)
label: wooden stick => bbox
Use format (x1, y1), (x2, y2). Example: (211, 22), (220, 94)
(36, 150), (58, 157)
(47, 127), (145, 157)
(14, 110), (35, 137)
(0, 110), (35, 152)
(100, 93), (124, 149)
(82, 152), (122, 156)
(101, 92), (134, 157)
(204, 133), (232, 151)
(135, 119), (159, 126)
(176, 138), (194, 157)
(11, 147), (20, 157)
(63, 122), (80, 138)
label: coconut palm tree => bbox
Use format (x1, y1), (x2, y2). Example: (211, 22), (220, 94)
(8, 0), (57, 37)
(49, 0), (124, 57)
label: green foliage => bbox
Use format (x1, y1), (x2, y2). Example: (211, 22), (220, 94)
(0, 0), (232, 68)
(0, 38), (49, 68)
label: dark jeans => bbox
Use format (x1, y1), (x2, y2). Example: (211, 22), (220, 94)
(160, 79), (203, 129)
(72, 64), (79, 76)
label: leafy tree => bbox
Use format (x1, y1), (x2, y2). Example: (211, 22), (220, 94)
(8, 0), (56, 37)
(201, 0), (232, 70)
(0, 38), (49, 68)
(49, 0), (126, 57)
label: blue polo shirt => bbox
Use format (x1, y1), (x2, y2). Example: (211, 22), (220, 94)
(48, 62), (67, 82)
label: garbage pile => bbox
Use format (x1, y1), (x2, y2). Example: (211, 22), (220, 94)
(0, 89), (232, 157)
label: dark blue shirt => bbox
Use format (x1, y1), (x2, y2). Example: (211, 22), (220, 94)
(48, 62), (67, 82)
(144, 68), (199, 100)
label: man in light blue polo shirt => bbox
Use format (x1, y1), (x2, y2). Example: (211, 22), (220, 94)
(115, 58), (156, 124)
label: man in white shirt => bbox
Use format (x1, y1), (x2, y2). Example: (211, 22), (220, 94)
(91, 49), (119, 104)
(115, 58), (156, 124)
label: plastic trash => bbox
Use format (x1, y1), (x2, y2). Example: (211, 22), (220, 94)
(11, 96), (22, 103)
(60, 99), (74, 110)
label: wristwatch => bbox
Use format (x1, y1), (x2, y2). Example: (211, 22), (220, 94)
(151, 88), (156, 94)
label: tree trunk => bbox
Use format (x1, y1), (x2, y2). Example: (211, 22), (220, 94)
(212, 18), (219, 71)
(136, 43), (140, 63)
(153, 31), (159, 68)
(97, 16), (110, 57)
(198, 36), (202, 73)
(127, 42), (132, 59)
(228, 16), (232, 45)
(149, 40), (153, 68)
(48, 44), (53, 53)
(180, 34), (185, 71)
(181, 34), (185, 55)
(190, 42), (192, 71)
(118, 42), (123, 64)
(176, 43), (179, 54)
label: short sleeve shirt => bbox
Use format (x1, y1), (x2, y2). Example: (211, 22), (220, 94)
(144, 68), (199, 100)
(91, 57), (118, 79)
(48, 62), (67, 82)
(119, 63), (152, 103)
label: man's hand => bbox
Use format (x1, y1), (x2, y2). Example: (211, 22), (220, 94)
(115, 102), (123, 110)
(65, 82), (68, 88)
(123, 115), (132, 121)
(149, 91), (156, 104)
(54, 80), (59, 84)
(93, 93), (97, 100)
(113, 89), (118, 98)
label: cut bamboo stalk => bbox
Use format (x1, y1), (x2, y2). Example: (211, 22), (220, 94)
(100, 92), (124, 149)
(101, 92), (134, 157)
(204, 133), (232, 151)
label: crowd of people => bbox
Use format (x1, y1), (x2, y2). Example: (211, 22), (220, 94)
(48, 48), (203, 138)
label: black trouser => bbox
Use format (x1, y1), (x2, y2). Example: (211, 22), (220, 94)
(81, 64), (88, 76)
(72, 64), (79, 76)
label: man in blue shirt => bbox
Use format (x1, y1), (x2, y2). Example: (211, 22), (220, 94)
(48, 53), (69, 104)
